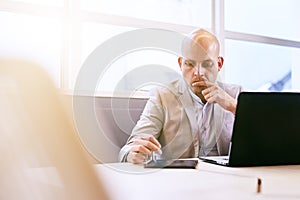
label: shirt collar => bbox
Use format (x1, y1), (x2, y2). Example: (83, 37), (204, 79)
(188, 88), (205, 106)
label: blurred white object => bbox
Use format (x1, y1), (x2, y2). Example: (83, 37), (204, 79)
(0, 58), (110, 200)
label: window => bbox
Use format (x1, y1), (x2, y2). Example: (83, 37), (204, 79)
(1, 0), (300, 94)
(0, 11), (62, 86)
(225, 0), (300, 41)
(224, 39), (296, 91)
(78, 0), (212, 96)
(224, 0), (300, 91)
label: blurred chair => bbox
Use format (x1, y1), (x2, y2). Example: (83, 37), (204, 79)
(0, 58), (110, 200)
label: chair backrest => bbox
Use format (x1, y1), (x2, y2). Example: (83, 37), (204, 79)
(0, 58), (110, 200)
(73, 95), (148, 163)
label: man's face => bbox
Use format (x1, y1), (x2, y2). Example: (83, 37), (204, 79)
(179, 37), (220, 96)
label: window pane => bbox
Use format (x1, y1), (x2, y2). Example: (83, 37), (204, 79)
(0, 12), (62, 86)
(78, 23), (134, 90)
(81, 23), (180, 95)
(81, 23), (135, 65)
(225, 0), (300, 41)
(81, 0), (211, 28)
(95, 50), (180, 94)
(224, 39), (300, 91)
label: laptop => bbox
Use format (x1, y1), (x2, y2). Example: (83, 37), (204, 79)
(200, 92), (300, 167)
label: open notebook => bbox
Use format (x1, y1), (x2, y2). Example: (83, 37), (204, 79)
(201, 92), (300, 167)
(0, 59), (109, 200)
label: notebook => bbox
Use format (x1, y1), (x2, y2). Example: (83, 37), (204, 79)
(200, 92), (300, 167)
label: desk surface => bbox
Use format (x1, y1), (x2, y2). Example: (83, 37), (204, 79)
(95, 160), (300, 200)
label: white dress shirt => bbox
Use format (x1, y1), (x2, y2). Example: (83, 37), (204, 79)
(189, 89), (219, 156)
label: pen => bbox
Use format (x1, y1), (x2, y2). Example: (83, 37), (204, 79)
(257, 178), (262, 193)
(145, 151), (156, 164)
(151, 151), (156, 162)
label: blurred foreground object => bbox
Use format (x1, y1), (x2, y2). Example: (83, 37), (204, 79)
(0, 58), (110, 200)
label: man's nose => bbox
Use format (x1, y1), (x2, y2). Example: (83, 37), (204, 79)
(193, 64), (204, 76)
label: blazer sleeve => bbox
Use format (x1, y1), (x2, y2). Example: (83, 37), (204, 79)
(119, 87), (165, 162)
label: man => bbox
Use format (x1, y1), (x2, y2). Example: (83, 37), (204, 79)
(119, 28), (242, 164)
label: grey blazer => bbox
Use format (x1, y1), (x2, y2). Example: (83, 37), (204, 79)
(119, 79), (242, 161)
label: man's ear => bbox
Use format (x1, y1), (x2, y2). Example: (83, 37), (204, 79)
(217, 56), (224, 71)
(178, 57), (183, 70)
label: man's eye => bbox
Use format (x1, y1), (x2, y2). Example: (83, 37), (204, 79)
(202, 61), (214, 68)
(184, 61), (194, 67)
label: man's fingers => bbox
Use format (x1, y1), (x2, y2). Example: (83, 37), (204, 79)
(148, 135), (161, 148)
(128, 136), (162, 164)
(202, 85), (217, 95)
(127, 152), (146, 164)
(139, 136), (161, 152)
(192, 81), (206, 88)
(192, 80), (214, 88)
(203, 89), (218, 100)
(131, 144), (152, 155)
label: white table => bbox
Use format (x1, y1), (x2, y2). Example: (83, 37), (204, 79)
(95, 160), (300, 200)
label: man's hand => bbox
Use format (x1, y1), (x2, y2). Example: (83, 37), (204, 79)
(192, 80), (237, 115)
(126, 135), (162, 164)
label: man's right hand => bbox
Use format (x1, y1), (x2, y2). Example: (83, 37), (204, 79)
(126, 135), (162, 164)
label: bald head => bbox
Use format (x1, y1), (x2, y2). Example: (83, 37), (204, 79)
(181, 28), (220, 61)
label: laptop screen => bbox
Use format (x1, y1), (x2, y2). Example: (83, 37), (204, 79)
(229, 92), (300, 167)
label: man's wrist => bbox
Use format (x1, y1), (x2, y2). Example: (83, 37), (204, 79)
(229, 99), (237, 115)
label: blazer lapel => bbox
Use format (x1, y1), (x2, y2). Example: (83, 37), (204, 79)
(177, 80), (198, 138)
